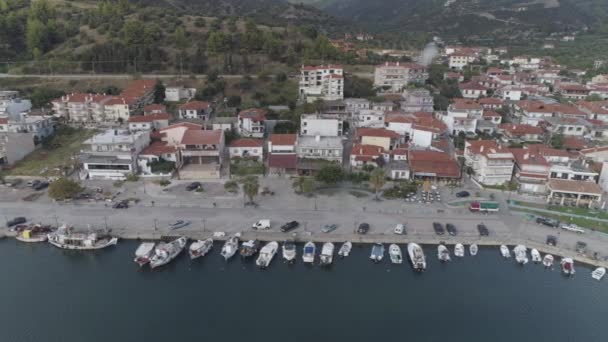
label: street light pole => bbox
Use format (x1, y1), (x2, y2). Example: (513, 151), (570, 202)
(104, 216), (108, 230)
(154, 219), (158, 232)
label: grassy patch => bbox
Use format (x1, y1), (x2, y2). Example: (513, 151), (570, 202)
(510, 207), (608, 233)
(6, 125), (96, 177)
(513, 200), (608, 220)
(349, 190), (369, 198)
(230, 159), (264, 176)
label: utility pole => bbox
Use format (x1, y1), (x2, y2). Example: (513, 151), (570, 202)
(104, 216), (108, 230)
(154, 219), (158, 232)
(53, 215), (59, 227)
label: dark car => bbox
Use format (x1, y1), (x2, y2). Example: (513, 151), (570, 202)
(536, 216), (559, 227)
(455, 191), (470, 198)
(446, 223), (458, 236)
(33, 181), (49, 191)
(112, 200), (129, 209)
(357, 223), (370, 234)
(280, 221), (299, 232)
(477, 223), (489, 236)
(433, 222), (445, 235)
(546, 235), (558, 246)
(6, 216), (26, 227)
(186, 182), (202, 191)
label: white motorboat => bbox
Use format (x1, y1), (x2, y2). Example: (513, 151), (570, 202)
(454, 243), (465, 257)
(389, 244), (403, 264)
(48, 227), (118, 251)
(302, 242), (316, 263)
(189, 238), (213, 259)
(256, 241), (278, 269)
(239, 240), (260, 258)
(370, 243), (385, 263)
(220, 236), (239, 261)
(282, 240), (297, 262)
(542, 254), (554, 268)
(591, 267), (606, 281)
(561, 257), (575, 275)
(149, 237), (188, 269)
(531, 249), (542, 263)
(319, 242), (335, 266)
(469, 244), (478, 256)
(500, 245), (510, 258)
(407, 243), (426, 272)
(514, 245), (528, 265)
(437, 244), (450, 262)
(338, 241), (352, 258)
(134, 242), (156, 266)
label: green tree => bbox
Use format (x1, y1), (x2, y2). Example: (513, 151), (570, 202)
(48, 178), (83, 200)
(315, 165), (343, 185)
(241, 176), (259, 205)
(550, 133), (565, 149)
(370, 168), (386, 200)
(153, 80), (165, 103)
(207, 31), (228, 55)
(174, 27), (187, 51)
(224, 180), (239, 193)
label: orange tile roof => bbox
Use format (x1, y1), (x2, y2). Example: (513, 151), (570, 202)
(270, 134), (297, 146)
(451, 98), (482, 110)
(180, 129), (223, 145)
(179, 101), (211, 110)
(229, 138), (263, 148)
(409, 150), (461, 178)
(128, 113), (171, 123)
(140, 142), (176, 156)
(499, 124), (544, 136)
(356, 127), (401, 139)
(350, 144), (385, 156)
(238, 108), (267, 121)
(161, 122), (203, 131)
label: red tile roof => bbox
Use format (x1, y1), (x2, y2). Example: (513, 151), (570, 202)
(179, 101), (211, 111)
(161, 122), (203, 132)
(499, 124), (544, 136)
(238, 108), (267, 122)
(408, 150), (460, 178)
(301, 64), (342, 71)
(120, 79), (156, 99)
(268, 153), (297, 169)
(563, 137), (587, 150)
(482, 111), (501, 117)
(128, 113), (171, 123)
(350, 144), (385, 156)
(478, 98), (504, 105)
(385, 114), (414, 124)
(0, 118), (7, 124)
(144, 104), (167, 113)
(356, 127), (401, 139)
(180, 129), (223, 145)
(510, 148), (549, 166)
(270, 134), (297, 146)
(581, 146), (608, 154)
(459, 82), (487, 91)
(466, 140), (512, 159)
(140, 142), (176, 156)
(451, 98), (482, 110)
(229, 138), (263, 148)
(412, 116), (448, 134)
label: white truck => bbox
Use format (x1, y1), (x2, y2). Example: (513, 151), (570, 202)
(252, 219), (271, 230)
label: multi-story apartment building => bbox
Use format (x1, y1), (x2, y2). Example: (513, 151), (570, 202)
(373, 62), (428, 91)
(296, 135), (343, 162)
(299, 65), (344, 103)
(464, 140), (514, 186)
(300, 114), (343, 137)
(400, 89), (434, 113)
(237, 108), (267, 138)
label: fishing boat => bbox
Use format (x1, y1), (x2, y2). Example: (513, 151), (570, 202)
(239, 240), (260, 259)
(514, 245), (528, 265)
(454, 243), (465, 257)
(302, 242), (316, 263)
(282, 239), (297, 263)
(469, 244), (478, 256)
(389, 244), (403, 264)
(561, 257), (575, 275)
(437, 244), (450, 262)
(47, 227), (118, 250)
(531, 249), (542, 263)
(189, 238), (213, 259)
(133, 242), (156, 267)
(370, 243), (385, 263)
(149, 237), (187, 269)
(220, 236), (239, 261)
(500, 245), (510, 258)
(407, 243), (426, 272)
(591, 267), (605, 281)
(542, 254), (554, 268)
(256, 241), (278, 269)
(319, 242), (334, 266)
(15, 226), (51, 243)
(338, 241), (352, 258)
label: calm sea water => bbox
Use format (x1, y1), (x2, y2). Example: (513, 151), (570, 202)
(0, 239), (606, 342)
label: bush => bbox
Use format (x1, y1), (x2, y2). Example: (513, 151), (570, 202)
(48, 178), (83, 200)
(158, 179), (171, 186)
(316, 165), (344, 185)
(113, 180), (124, 188)
(126, 174), (139, 182)
(224, 180), (239, 193)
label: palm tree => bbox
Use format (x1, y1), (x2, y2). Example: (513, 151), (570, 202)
(369, 168), (386, 200)
(241, 176), (259, 205)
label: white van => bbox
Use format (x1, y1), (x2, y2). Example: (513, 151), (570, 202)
(394, 224), (406, 235)
(252, 219), (271, 230)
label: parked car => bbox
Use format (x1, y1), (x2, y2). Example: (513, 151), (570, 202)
(446, 223), (458, 236)
(560, 223), (585, 234)
(433, 222), (445, 235)
(6, 216), (26, 227)
(477, 223), (489, 236)
(186, 182), (202, 191)
(546, 235), (558, 246)
(280, 221), (299, 232)
(33, 181), (49, 191)
(252, 219), (271, 230)
(168, 220), (190, 230)
(455, 191), (470, 198)
(536, 216), (559, 227)
(322, 224), (338, 233)
(27, 180), (40, 187)
(394, 224), (406, 235)
(112, 200), (129, 209)
(357, 223), (370, 234)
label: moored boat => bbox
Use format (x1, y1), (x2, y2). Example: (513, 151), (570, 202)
(338, 241), (352, 258)
(134, 242), (156, 267)
(389, 244), (403, 264)
(189, 238), (213, 259)
(469, 244), (478, 256)
(370, 243), (384, 263)
(282, 239), (297, 263)
(16, 228), (48, 243)
(591, 267), (605, 281)
(407, 243), (426, 272)
(514, 245), (528, 265)
(454, 243), (465, 257)
(48, 227), (118, 250)
(531, 249), (541, 263)
(561, 257), (575, 275)
(256, 241), (278, 269)
(239, 240), (260, 259)
(220, 236), (239, 261)
(149, 237), (187, 269)
(302, 242), (316, 263)
(500, 245), (510, 258)
(542, 254), (554, 268)
(319, 242), (334, 266)
(437, 244), (450, 262)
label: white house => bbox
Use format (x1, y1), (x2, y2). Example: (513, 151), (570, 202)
(137, 141), (180, 176)
(464, 140), (514, 186)
(449, 54), (476, 70)
(237, 108), (267, 138)
(300, 113), (343, 137)
(299, 65), (344, 103)
(178, 101), (212, 120)
(459, 82), (488, 99)
(228, 138), (264, 160)
(373, 62), (428, 91)
(165, 86), (196, 102)
(296, 135), (343, 162)
(127, 113), (171, 131)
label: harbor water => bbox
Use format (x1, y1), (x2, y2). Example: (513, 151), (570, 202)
(1, 239), (607, 342)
